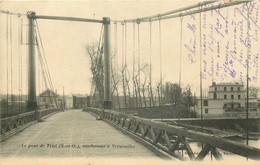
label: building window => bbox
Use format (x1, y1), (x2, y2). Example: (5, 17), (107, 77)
(231, 95), (234, 99)
(238, 87), (240, 91)
(238, 103), (241, 108)
(214, 92), (217, 99)
(203, 100), (208, 106)
(224, 104), (227, 108)
(238, 95), (241, 99)
(205, 109), (208, 114)
(231, 104), (234, 109)
(224, 95), (227, 99)
(224, 87), (227, 91)
(231, 87), (233, 91)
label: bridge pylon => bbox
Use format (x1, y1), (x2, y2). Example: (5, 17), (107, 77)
(103, 17), (112, 109)
(27, 11), (39, 120)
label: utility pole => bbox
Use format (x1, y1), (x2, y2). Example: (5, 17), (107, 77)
(103, 17), (112, 109)
(63, 86), (65, 110)
(27, 11), (39, 120)
(246, 2), (251, 151)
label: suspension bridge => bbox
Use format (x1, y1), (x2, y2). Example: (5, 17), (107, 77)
(1, 0), (260, 161)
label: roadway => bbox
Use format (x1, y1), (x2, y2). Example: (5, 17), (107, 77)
(0, 109), (156, 158)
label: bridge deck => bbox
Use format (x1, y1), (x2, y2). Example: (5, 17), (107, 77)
(0, 110), (156, 158)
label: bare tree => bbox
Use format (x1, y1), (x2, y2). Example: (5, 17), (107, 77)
(85, 42), (104, 107)
(183, 85), (192, 118)
(147, 85), (151, 106)
(111, 64), (121, 109)
(149, 83), (155, 106)
(156, 84), (161, 106)
(125, 68), (132, 108)
(133, 75), (139, 107)
(140, 63), (149, 107)
(246, 86), (260, 98)
(154, 87), (157, 106)
(121, 65), (128, 109)
(168, 83), (182, 118)
(136, 70), (142, 107)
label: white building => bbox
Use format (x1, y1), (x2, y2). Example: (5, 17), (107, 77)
(197, 82), (259, 118)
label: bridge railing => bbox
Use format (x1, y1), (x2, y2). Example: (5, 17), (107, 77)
(38, 108), (60, 117)
(84, 107), (260, 161)
(0, 108), (61, 141)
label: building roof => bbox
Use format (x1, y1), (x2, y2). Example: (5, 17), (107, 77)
(217, 82), (243, 86)
(39, 89), (59, 97)
(209, 82), (244, 87)
(72, 94), (87, 97)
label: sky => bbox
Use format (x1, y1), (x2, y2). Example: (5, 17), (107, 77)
(0, 0), (259, 97)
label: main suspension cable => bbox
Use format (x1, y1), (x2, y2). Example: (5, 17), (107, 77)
(1, 10), (26, 16)
(98, 24), (104, 53)
(35, 20), (54, 91)
(35, 21), (59, 108)
(35, 37), (49, 92)
(114, 0), (248, 23)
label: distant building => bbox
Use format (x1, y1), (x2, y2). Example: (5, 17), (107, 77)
(38, 89), (59, 109)
(247, 97), (259, 112)
(73, 95), (90, 109)
(197, 82), (259, 118)
(64, 96), (73, 109)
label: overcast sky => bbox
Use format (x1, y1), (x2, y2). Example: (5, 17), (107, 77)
(1, 0), (259, 96)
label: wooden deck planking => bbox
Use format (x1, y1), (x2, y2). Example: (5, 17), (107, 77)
(0, 110), (156, 158)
